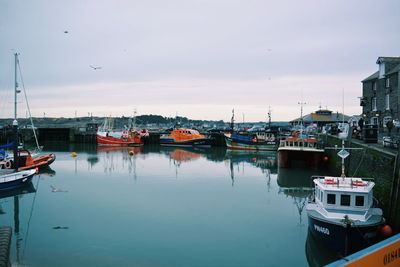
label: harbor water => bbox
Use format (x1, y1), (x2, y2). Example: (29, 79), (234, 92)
(0, 144), (338, 266)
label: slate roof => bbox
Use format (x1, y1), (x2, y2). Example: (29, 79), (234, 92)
(376, 57), (400, 63)
(386, 64), (400, 76)
(361, 71), (379, 82)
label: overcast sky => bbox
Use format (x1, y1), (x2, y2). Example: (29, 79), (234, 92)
(0, 0), (399, 121)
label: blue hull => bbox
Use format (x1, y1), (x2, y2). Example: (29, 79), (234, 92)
(308, 215), (381, 256)
(159, 138), (212, 147)
(0, 172), (35, 190)
(225, 137), (278, 151)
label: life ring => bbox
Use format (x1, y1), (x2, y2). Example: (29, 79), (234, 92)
(326, 180), (338, 185)
(5, 160), (12, 169)
(352, 180), (366, 186)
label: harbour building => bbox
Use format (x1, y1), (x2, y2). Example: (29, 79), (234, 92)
(360, 56), (400, 131)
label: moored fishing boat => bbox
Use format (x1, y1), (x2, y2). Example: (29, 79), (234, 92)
(159, 128), (212, 147)
(225, 108), (279, 151)
(225, 128), (279, 151)
(277, 132), (324, 168)
(306, 138), (389, 256)
(306, 175), (385, 256)
(96, 117), (148, 146)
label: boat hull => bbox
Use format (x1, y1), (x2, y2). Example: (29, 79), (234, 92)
(159, 138), (212, 147)
(307, 214), (382, 256)
(278, 149), (323, 168)
(18, 153), (56, 170)
(0, 170), (35, 190)
(97, 134), (144, 146)
(225, 137), (277, 151)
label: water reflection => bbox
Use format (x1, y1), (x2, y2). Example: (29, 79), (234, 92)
(92, 146), (143, 177)
(0, 182), (36, 266)
(224, 150), (277, 187)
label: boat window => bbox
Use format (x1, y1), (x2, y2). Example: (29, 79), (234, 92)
(320, 191), (323, 202)
(355, 196), (364, 207)
(340, 194), (351, 206)
(327, 194), (336, 204)
(294, 142), (298, 147)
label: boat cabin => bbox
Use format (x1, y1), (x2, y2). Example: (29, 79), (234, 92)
(312, 176), (376, 222)
(279, 136), (321, 149)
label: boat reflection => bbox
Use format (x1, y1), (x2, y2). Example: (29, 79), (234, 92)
(224, 150), (277, 173)
(0, 182), (36, 265)
(223, 150), (277, 187)
(277, 168), (325, 226)
(305, 229), (340, 267)
(36, 166), (56, 177)
(93, 146), (143, 176)
(159, 146), (206, 166)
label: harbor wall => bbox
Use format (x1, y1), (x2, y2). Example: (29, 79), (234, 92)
(322, 134), (400, 232)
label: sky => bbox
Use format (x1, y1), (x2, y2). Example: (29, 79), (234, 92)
(0, 0), (399, 122)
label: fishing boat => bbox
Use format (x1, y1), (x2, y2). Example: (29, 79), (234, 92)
(224, 108), (279, 151)
(96, 117), (148, 146)
(225, 128), (279, 151)
(277, 132), (324, 168)
(159, 128), (212, 147)
(306, 139), (387, 256)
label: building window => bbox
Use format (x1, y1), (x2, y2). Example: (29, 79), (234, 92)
(373, 81), (377, 91)
(372, 97), (377, 111)
(386, 78), (390, 88)
(327, 194), (336, 204)
(386, 94), (390, 110)
(356, 196), (365, 207)
(340, 194), (351, 206)
(371, 117), (378, 125)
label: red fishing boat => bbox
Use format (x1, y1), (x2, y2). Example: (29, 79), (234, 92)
(96, 117), (148, 146)
(278, 132), (324, 168)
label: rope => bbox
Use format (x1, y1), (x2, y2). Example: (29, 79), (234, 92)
(351, 147), (367, 177)
(17, 60), (41, 151)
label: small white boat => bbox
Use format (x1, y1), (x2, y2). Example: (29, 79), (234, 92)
(0, 169), (36, 190)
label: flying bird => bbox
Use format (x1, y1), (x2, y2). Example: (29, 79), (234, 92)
(89, 65), (102, 70)
(64, 30), (68, 34)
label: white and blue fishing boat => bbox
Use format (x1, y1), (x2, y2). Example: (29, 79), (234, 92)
(225, 108), (279, 151)
(306, 138), (386, 256)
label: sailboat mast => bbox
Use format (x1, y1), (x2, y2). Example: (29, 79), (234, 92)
(14, 53), (18, 120)
(13, 53), (19, 170)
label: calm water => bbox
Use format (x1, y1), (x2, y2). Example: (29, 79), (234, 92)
(0, 144), (339, 267)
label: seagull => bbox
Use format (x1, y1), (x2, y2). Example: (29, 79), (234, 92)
(50, 185), (68, 193)
(89, 65), (102, 70)
(64, 30), (68, 34)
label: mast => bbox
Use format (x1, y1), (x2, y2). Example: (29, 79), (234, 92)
(230, 108), (235, 133)
(267, 106), (271, 129)
(13, 53), (19, 171)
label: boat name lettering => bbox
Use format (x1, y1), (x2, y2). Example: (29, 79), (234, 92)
(314, 224), (330, 235)
(384, 248), (400, 265)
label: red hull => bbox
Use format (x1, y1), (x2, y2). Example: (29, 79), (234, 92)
(278, 150), (323, 168)
(96, 134), (143, 146)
